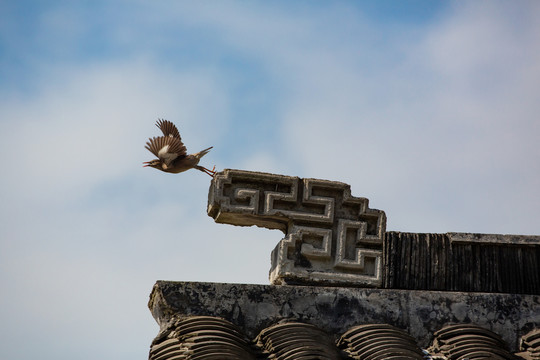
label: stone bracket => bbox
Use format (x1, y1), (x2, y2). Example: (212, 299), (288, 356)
(207, 169), (386, 287)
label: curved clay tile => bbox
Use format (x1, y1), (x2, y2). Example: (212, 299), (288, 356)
(515, 328), (540, 359)
(255, 321), (342, 360)
(150, 338), (184, 360)
(337, 324), (425, 360)
(149, 316), (538, 359)
(429, 324), (519, 360)
(149, 316), (256, 360)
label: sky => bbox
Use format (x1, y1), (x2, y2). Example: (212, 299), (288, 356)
(1, 1), (539, 359)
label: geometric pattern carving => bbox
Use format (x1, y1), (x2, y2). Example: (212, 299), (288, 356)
(207, 169), (386, 287)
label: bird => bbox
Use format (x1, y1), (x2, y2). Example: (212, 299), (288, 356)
(143, 119), (216, 177)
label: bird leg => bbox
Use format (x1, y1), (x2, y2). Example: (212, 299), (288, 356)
(196, 165), (216, 177)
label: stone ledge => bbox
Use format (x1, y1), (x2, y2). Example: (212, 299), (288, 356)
(148, 280), (540, 352)
(448, 232), (540, 245)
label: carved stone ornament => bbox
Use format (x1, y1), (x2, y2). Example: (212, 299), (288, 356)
(207, 169), (386, 287)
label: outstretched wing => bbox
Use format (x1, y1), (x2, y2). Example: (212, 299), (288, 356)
(145, 136), (187, 165)
(156, 119), (181, 139)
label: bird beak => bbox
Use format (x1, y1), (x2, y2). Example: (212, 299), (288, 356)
(143, 161), (150, 167)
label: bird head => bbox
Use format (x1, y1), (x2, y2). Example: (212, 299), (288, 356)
(143, 159), (162, 169)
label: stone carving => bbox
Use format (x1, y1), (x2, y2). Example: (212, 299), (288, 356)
(207, 169), (386, 287)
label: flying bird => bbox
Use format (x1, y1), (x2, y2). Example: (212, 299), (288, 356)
(143, 119), (216, 177)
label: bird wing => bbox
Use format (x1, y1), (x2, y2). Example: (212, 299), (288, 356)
(156, 119), (181, 139)
(145, 136), (187, 165)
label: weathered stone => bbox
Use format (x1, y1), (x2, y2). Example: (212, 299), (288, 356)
(207, 169), (387, 287)
(148, 280), (540, 352)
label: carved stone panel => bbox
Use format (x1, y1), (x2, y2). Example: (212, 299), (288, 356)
(207, 169), (386, 287)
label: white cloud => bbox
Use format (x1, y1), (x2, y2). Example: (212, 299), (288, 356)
(269, 1), (540, 234)
(0, 60), (229, 205)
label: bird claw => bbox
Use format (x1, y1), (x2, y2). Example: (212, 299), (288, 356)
(202, 165), (217, 177)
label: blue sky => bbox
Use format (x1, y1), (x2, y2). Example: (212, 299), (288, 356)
(1, 1), (539, 359)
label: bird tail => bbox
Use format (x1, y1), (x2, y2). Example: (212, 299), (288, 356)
(194, 146), (213, 160)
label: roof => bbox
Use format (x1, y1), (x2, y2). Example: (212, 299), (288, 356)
(149, 315), (539, 359)
(147, 170), (540, 359)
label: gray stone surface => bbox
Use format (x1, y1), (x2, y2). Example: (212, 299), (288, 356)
(149, 280), (540, 351)
(207, 169), (386, 287)
(448, 232), (540, 245)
